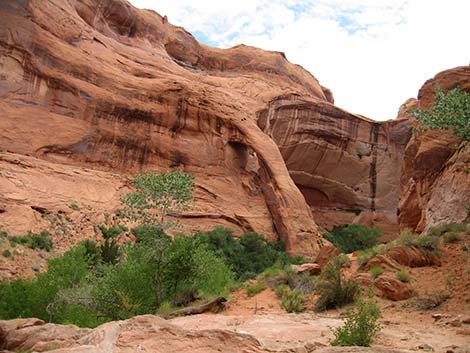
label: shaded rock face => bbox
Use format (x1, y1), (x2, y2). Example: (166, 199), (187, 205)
(398, 66), (470, 232)
(258, 94), (412, 236)
(0, 0), (325, 256)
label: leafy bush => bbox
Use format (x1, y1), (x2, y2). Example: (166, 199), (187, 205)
(315, 261), (360, 311)
(0, 244), (93, 322)
(427, 223), (468, 237)
(274, 284), (289, 297)
(280, 288), (303, 313)
(99, 225), (127, 264)
(412, 85), (470, 145)
(2, 249), (11, 258)
(331, 299), (381, 347)
(443, 232), (461, 243)
(195, 227), (299, 280)
(369, 266), (384, 279)
(396, 270), (410, 283)
(395, 229), (440, 252)
(333, 254), (351, 267)
(246, 282), (266, 297)
(357, 249), (377, 268)
(324, 224), (382, 253)
(8, 230), (53, 251)
(69, 203), (79, 211)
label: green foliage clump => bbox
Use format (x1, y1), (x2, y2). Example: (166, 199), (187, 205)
(396, 270), (410, 283)
(274, 284), (291, 298)
(369, 266), (384, 279)
(8, 230), (53, 252)
(324, 224), (382, 253)
(280, 288), (303, 313)
(427, 223), (469, 237)
(413, 85), (470, 146)
(333, 254), (351, 267)
(443, 232), (461, 243)
(195, 226), (299, 281)
(395, 229), (440, 253)
(99, 225), (126, 264)
(315, 261), (360, 312)
(331, 299), (381, 347)
(246, 282), (267, 297)
(0, 244), (96, 324)
(2, 249), (11, 258)
(69, 203), (79, 211)
(357, 248), (378, 268)
(121, 170), (195, 226)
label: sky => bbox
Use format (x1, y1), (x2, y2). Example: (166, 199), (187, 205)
(129, 0), (469, 120)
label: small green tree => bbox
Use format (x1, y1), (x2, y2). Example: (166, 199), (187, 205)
(413, 85), (470, 147)
(121, 170), (195, 309)
(331, 299), (381, 346)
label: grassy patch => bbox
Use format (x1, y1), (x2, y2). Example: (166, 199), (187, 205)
(396, 270), (410, 283)
(246, 282), (267, 297)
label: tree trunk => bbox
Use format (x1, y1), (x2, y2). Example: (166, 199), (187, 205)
(161, 297), (227, 319)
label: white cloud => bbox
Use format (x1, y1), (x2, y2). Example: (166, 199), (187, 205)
(130, 0), (470, 120)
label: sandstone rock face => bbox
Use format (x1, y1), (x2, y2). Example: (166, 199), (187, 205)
(0, 315), (270, 353)
(258, 94), (412, 236)
(398, 66), (470, 232)
(374, 274), (413, 301)
(0, 0), (326, 256)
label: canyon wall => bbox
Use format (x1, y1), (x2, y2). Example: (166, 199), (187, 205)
(398, 66), (470, 232)
(258, 94), (411, 238)
(0, 0), (326, 257)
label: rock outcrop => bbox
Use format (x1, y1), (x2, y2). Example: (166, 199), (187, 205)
(398, 66), (470, 232)
(0, 0), (326, 256)
(0, 315), (270, 353)
(258, 94), (412, 236)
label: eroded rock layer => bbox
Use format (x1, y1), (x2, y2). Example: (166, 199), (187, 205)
(258, 94), (411, 237)
(0, 0), (325, 256)
(398, 66), (470, 232)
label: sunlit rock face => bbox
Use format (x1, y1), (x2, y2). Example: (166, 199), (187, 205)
(258, 94), (412, 238)
(0, 0), (327, 257)
(398, 66), (470, 232)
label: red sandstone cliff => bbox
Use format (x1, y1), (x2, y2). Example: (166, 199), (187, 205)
(0, 0), (326, 257)
(258, 94), (412, 238)
(398, 66), (470, 232)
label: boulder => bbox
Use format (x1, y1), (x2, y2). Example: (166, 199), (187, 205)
(386, 246), (441, 267)
(374, 274), (413, 301)
(291, 263), (321, 275)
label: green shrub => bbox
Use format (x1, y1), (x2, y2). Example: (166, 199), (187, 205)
(315, 261), (360, 311)
(131, 224), (168, 245)
(412, 85), (470, 145)
(396, 270), (410, 283)
(0, 231), (7, 238)
(99, 225), (126, 264)
(369, 266), (384, 279)
(333, 254), (351, 267)
(69, 203), (79, 211)
(195, 227), (299, 280)
(8, 230), (53, 251)
(274, 284), (291, 298)
(357, 248), (378, 268)
(280, 288), (303, 313)
(443, 232), (461, 243)
(2, 249), (11, 258)
(324, 224), (382, 253)
(428, 223), (469, 237)
(395, 230), (440, 252)
(246, 282), (267, 297)
(331, 299), (381, 347)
